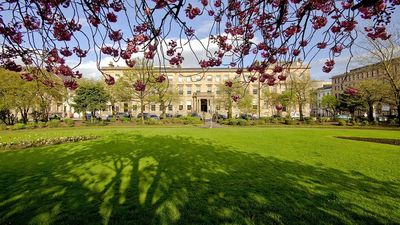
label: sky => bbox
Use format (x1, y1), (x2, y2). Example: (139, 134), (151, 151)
(2, 1), (400, 82)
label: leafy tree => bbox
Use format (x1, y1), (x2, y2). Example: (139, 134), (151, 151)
(72, 81), (110, 120)
(0, 1), (398, 90)
(148, 82), (180, 119)
(217, 80), (243, 119)
(355, 27), (400, 125)
(0, 69), (38, 124)
(237, 93), (256, 115)
(355, 79), (391, 121)
(288, 75), (314, 120)
(321, 95), (338, 117)
(337, 88), (366, 119)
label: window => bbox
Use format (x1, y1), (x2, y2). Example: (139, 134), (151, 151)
(216, 87), (221, 95)
(216, 75), (221, 82)
(207, 85), (212, 93)
(168, 105), (173, 111)
(216, 105), (220, 110)
(223, 75), (229, 81)
(132, 105), (138, 111)
(186, 100), (192, 110)
(253, 105), (258, 110)
(168, 75), (173, 82)
(151, 105), (156, 111)
(124, 103), (129, 112)
(178, 76), (183, 82)
(195, 75), (201, 81)
(159, 105), (164, 111)
(178, 85), (184, 95)
(186, 85), (192, 95)
(253, 89), (258, 95)
(179, 105), (183, 110)
(186, 76), (191, 82)
(207, 75), (212, 82)
(196, 85), (201, 93)
(141, 105), (145, 111)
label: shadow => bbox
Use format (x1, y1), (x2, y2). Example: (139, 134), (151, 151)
(0, 134), (399, 225)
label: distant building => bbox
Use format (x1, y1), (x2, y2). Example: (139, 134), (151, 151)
(100, 61), (311, 118)
(331, 58), (400, 117)
(310, 84), (332, 117)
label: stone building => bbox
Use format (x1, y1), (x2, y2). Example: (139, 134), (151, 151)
(99, 61), (311, 118)
(331, 58), (400, 117)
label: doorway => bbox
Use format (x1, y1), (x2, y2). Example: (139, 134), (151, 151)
(201, 99), (208, 112)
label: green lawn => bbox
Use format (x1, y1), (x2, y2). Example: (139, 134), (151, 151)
(0, 127), (399, 225)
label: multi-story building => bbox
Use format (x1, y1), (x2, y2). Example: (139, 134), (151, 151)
(331, 58), (400, 116)
(100, 61), (312, 118)
(310, 84), (332, 117)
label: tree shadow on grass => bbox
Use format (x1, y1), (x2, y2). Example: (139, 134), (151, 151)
(0, 134), (399, 225)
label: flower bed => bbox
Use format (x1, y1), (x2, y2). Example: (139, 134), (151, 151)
(335, 136), (400, 146)
(0, 135), (98, 151)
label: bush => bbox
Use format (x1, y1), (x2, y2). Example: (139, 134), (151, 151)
(304, 117), (315, 125)
(337, 119), (346, 126)
(389, 118), (399, 126)
(0, 123), (8, 130)
(181, 116), (202, 125)
(145, 118), (160, 125)
(37, 121), (47, 128)
(361, 121), (369, 126)
(26, 122), (37, 129)
(284, 119), (295, 125)
(47, 120), (60, 128)
(236, 119), (248, 126)
(64, 118), (75, 127)
(121, 117), (131, 123)
(270, 118), (279, 124)
(12, 123), (26, 130)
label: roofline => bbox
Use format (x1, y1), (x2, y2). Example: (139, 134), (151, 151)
(100, 66), (310, 72)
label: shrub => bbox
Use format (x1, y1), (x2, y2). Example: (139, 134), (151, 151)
(0, 123), (8, 130)
(121, 117), (131, 123)
(47, 120), (60, 128)
(37, 121), (47, 128)
(337, 120), (346, 126)
(304, 117), (315, 125)
(361, 121), (369, 126)
(181, 116), (202, 125)
(256, 119), (266, 125)
(270, 118), (279, 124)
(12, 123), (26, 130)
(26, 122), (37, 129)
(237, 119), (248, 126)
(389, 118), (399, 126)
(64, 118), (75, 127)
(284, 119), (295, 125)
(145, 118), (160, 125)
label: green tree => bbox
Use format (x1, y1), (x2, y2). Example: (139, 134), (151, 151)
(72, 81), (109, 120)
(337, 88), (365, 119)
(289, 75), (314, 120)
(321, 95), (338, 117)
(217, 80), (243, 119)
(237, 93), (255, 115)
(355, 79), (390, 122)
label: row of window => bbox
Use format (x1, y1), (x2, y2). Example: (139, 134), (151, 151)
(117, 103), (277, 112)
(171, 75), (230, 83)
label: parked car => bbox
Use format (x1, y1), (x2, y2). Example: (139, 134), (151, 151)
(149, 114), (160, 120)
(335, 114), (352, 121)
(237, 114), (257, 120)
(116, 112), (130, 120)
(48, 114), (61, 120)
(175, 114), (183, 118)
(137, 113), (150, 120)
(377, 116), (388, 122)
(217, 114), (227, 120)
(190, 113), (202, 120)
(165, 113), (173, 118)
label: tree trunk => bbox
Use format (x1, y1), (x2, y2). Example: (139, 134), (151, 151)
(228, 101), (233, 119)
(140, 98), (144, 125)
(397, 96), (400, 126)
(19, 108), (29, 124)
(299, 102), (303, 121)
(368, 102), (374, 122)
(257, 78), (261, 119)
(160, 100), (165, 119)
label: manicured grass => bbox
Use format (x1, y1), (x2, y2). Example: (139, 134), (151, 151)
(0, 127), (399, 225)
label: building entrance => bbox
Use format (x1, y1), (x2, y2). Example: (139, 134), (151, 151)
(201, 99), (208, 112)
